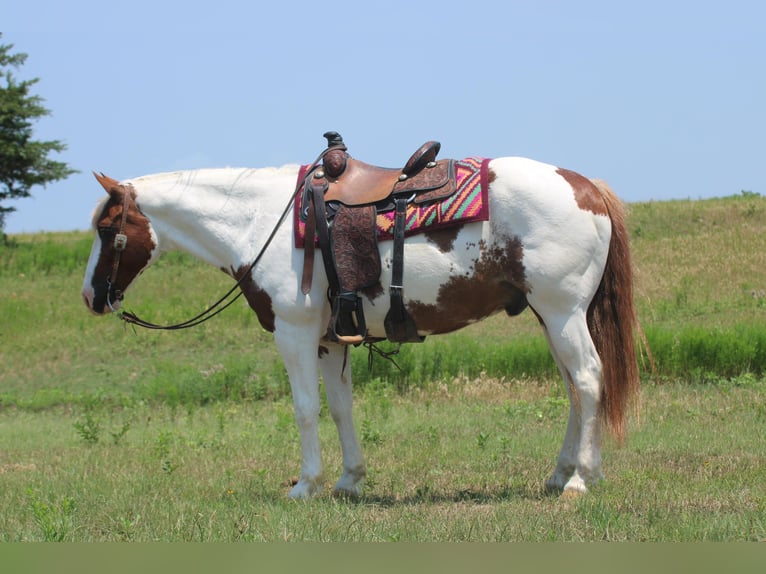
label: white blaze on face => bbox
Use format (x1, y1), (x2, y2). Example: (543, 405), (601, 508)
(81, 234), (104, 310)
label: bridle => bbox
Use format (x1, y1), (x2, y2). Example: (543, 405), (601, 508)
(100, 188), (131, 312)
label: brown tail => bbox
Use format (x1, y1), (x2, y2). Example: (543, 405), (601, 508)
(587, 179), (641, 443)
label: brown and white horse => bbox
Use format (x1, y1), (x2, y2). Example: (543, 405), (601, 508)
(82, 154), (640, 499)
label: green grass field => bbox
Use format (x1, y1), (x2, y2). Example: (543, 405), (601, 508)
(1, 192), (765, 541)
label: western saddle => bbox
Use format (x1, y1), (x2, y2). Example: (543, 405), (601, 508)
(300, 131), (457, 345)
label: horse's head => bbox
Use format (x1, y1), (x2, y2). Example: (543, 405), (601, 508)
(82, 173), (158, 314)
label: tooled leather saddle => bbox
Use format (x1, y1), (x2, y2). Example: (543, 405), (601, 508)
(299, 131), (458, 345)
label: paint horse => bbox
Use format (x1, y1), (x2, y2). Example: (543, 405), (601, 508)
(81, 137), (640, 499)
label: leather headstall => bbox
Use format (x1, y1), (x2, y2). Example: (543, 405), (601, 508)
(103, 186), (132, 310)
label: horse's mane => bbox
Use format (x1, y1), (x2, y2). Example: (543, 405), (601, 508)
(88, 164), (302, 229)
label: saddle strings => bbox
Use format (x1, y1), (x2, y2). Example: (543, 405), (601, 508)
(118, 145), (345, 330)
(364, 341), (403, 372)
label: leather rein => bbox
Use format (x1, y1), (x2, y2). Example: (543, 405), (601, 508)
(111, 147), (341, 331)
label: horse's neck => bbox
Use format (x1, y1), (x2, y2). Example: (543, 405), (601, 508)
(130, 166), (298, 270)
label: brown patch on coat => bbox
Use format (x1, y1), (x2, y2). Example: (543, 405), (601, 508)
(556, 168), (608, 216)
(407, 236), (529, 334)
(233, 265), (275, 332)
(424, 225), (463, 253)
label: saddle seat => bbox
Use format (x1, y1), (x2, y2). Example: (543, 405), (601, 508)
(319, 136), (455, 208)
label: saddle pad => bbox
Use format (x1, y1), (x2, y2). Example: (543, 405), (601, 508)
(294, 157), (491, 248)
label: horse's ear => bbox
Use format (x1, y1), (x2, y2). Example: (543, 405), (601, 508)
(93, 171), (121, 194)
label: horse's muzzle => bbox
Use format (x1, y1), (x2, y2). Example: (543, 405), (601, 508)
(84, 281), (121, 314)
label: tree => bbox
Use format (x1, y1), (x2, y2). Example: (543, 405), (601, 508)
(0, 33), (77, 233)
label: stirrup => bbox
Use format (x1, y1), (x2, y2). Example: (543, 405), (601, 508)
(335, 333), (365, 345)
(328, 291), (367, 346)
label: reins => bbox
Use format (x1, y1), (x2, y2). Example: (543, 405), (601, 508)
(118, 194), (289, 330)
(117, 146), (343, 330)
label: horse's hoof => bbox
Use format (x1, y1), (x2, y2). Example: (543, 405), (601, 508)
(332, 478), (364, 500)
(561, 474), (589, 496)
(560, 488), (585, 501)
(288, 478), (322, 499)
(545, 474), (567, 493)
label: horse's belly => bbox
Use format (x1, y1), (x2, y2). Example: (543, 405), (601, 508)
(361, 222), (516, 337)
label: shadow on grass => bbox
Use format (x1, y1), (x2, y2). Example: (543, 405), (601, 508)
(346, 484), (555, 507)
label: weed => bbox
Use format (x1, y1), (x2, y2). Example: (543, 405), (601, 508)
(154, 429), (178, 473)
(113, 511), (142, 541)
(27, 489), (77, 542)
(73, 410), (101, 445)
(361, 419), (382, 445)
(154, 430), (173, 459)
(415, 482), (434, 501)
(161, 459), (179, 474)
(110, 421), (131, 446)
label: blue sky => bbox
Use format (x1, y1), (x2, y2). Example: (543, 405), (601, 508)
(2, 0), (764, 234)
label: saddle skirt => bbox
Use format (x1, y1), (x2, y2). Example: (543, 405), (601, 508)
(293, 156), (491, 248)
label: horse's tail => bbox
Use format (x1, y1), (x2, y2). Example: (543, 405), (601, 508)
(588, 179), (642, 444)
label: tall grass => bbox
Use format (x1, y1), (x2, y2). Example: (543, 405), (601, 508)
(2, 192), (766, 411)
(1, 231), (93, 275)
(355, 333), (558, 389)
(647, 324), (766, 380)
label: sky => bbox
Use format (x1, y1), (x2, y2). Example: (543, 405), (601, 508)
(2, 0), (764, 234)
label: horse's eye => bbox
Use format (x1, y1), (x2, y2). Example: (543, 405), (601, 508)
(97, 226), (116, 240)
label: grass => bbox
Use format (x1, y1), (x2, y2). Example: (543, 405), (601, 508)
(1, 192), (766, 540)
(0, 377), (763, 541)
(4, 193), (766, 406)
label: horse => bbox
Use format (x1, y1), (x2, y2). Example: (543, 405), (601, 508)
(81, 143), (640, 499)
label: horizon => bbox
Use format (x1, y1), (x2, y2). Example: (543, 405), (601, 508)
(3, 0), (764, 234)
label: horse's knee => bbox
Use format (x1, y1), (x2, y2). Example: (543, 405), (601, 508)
(293, 402), (319, 428)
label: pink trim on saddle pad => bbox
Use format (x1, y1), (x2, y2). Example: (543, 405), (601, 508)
(293, 157), (491, 248)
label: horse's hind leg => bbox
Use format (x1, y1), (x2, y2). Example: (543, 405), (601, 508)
(320, 344), (366, 498)
(535, 308), (604, 494)
(538, 323), (580, 490)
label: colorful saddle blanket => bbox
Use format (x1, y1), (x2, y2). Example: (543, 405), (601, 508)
(294, 157), (491, 248)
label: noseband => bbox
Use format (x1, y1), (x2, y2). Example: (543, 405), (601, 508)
(100, 188), (131, 311)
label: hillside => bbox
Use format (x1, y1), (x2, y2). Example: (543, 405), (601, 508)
(2, 193), (766, 408)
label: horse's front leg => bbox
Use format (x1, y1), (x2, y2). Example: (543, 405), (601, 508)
(320, 343), (366, 498)
(274, 319), (324, 499)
